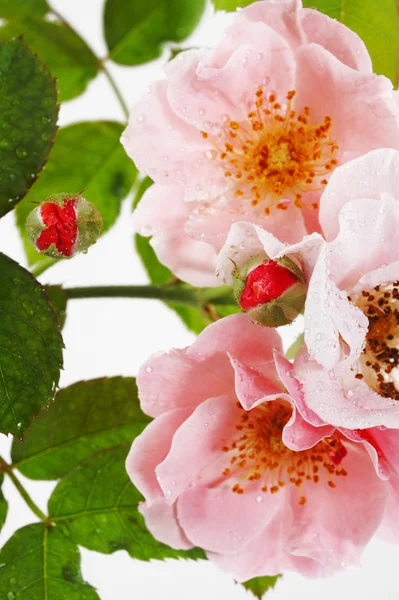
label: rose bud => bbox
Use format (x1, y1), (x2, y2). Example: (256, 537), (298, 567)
(232, 254), (306, 327)
(26, 192), (103, 259)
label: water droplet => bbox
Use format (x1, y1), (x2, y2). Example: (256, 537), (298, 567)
(16, 146), (28, 159)
(145, 366), (153, 374)
(166, 489), (172, 497)
(256, 495), (263, 503)
(22, 301), (33, 315)
(137, 114), (146, 123)
(205, 149), (217, 160)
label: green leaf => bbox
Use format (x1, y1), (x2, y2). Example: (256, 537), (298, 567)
(16, 121), (137, 270)
(0, 0), (48, 18)
(302, 0), (399, 86)
(212, 0), (254, 10)
(0, 475), (8, 532)
(133, 178), (239, 334)
(0, 253), (63, 437)
(49, 444), (205, 561)
(44, 285), (67, 329)
(0, 17), (99, 102)
(285, 332), (304, 360)
(0, 523), (100, 599)
(0, 37), (58, 218)
(242, 575), (281, 599)
(12, 377), (150, 479)
(104, 0), (206, 65)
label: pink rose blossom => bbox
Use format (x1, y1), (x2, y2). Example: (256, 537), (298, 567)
(124, 0), (399, 286)
(126, 314), (399, 580)
(301, 154), (399, 427)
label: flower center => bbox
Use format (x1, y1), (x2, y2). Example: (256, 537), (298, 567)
(221, 400), (347, 505)
(354, 283), (399, 399)
(201, 88), (338, 214)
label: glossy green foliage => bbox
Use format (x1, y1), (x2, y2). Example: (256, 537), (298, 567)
(49, 444), (206, 561)
(0, 253), (63, 436)
(44, 285), (67, 329)
(0, 38), (58, 217)
(212, 0), (254, 10)
(242, 575), (281, 598)
(0, 475), (8, 532)
(0, 18), (99, 102)
(12, 377), (149, 479)
(0, 0), (48, 18)
(0, 523), (100, 599)
(104, 0), (206, 64)
(303, 0), (399, 85)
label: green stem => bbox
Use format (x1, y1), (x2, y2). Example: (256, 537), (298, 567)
(101, 65), (130, 121)
(65, 285), (201, 305)
(64, 285), (236, 307)
(0, 457), (48, 523)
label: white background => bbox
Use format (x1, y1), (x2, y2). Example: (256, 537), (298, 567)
(0, 1), (398, 598)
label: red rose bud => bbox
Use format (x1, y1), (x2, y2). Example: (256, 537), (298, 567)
(233, 254), (306, 327)
(26, 193), (103, 259)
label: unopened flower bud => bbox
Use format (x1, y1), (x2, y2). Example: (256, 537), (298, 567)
(26, 193), (103, 259)
(233, 254), (306, 327)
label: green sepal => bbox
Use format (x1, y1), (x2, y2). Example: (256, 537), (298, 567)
(248, 281), (306, 327)
(277, 255), (306, 284)
(232, 254), (269, 303)
(241, 574), (281, 598)
(75, 197), (103, 255)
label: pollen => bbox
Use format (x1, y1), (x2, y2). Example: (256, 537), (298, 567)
(355, 282), (399, 399)
(221, 400), (348, 505)
(201, 88), (338, 213)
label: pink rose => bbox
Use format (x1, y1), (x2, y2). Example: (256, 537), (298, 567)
(124, 0), (399, 286)
(299, 150), (399, 428)
(126, 314), (398, 580)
